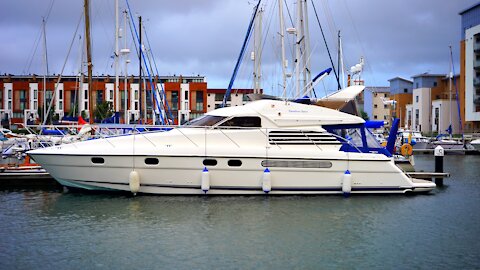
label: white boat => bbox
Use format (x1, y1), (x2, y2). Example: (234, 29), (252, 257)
(28, 98), (435, 195)
(397, 130), (430, 150)
(470, 138), (480, 151)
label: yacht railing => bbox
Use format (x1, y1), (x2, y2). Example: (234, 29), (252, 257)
(16, 123), (365, 157)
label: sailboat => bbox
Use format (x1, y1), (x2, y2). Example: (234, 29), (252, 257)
(429, 46), (465, 152)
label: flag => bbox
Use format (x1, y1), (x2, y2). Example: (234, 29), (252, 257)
(445, 124), (452, 135)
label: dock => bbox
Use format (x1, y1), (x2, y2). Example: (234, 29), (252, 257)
(413, 149), (480, 155)
(405, 171), (450, 180)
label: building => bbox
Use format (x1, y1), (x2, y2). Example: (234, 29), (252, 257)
(410, 73), (445, 133)
(460, 3), (480, 132)
(0, 74), (207, 126)
(206, 89), (259, 112)
(388, 77), (413, 127)
(363, 86), (391, 129)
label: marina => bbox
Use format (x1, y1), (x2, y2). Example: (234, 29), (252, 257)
(1, 0), (480, 268)
(0, 154), (479, 269)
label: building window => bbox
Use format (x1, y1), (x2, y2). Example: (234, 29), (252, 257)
(415, 109), (419, 125)
(171, 91), (178, 110)
(384, 93), (388, 98)
(433, 82), (437, 87)
(19, 90), (27, 110)
(195, 92), (203, 111)
(384, 105), (388, 109)
(374, 104), (378, 108)
(404, 89), (408, 93)
(215, 93), (224, 102)
(384, 115), (387, 120)
(84, 90), (88, 100)
(96, 90), (103, 104)
(415, 96), (419, 103)
(184, 91), (189, 101)
(374, 115), (378, 119)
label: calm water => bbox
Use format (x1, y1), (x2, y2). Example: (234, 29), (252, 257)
(1, 155), (479, 269)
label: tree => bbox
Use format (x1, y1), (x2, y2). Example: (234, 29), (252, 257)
(94, 101), (114, 122)
(360, 110), (369, 121)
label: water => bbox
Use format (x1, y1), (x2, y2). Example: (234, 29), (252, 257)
(1, 155), (479, 269)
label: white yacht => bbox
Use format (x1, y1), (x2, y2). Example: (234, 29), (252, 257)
(28, 97), (435, 195)
(471, 138), (480, 151)
(397, 130), (430, 150)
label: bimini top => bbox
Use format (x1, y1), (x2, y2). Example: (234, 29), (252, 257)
(197, 99), (365, 129)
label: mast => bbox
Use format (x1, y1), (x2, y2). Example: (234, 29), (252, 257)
(123, 9), (129, 124)
(253, 7), (263, 94)
(84, 0), (94, 124)
(449, 46), (453, 139)
(42, 17), (49, 123)
(302, 0), (311, 91)
(138, 15), (143, 124)
(338, 31), (345, 89)
(295, 0), (302, 97)
(114, 0), (120, 112)
(278, 0), (287, 98)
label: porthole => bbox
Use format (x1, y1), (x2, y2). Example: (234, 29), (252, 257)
(91, 157), (104, 164)
(145, 158), (159, 165)
(203, 159), (217, 166)
(228, 160), (242, 167)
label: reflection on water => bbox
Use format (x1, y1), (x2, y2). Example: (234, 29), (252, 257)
(0, 155), (479, 269)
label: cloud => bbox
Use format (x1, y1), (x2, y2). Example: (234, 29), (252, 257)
(0, 0), (477, 92)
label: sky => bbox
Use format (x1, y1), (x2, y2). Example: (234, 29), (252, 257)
(0, 0), (478, 97)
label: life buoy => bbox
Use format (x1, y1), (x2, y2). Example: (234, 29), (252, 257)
(381, 141), (387, 147)
(400, 143), (413, 156)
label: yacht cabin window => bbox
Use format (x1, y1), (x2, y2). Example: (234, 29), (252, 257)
(184, 115), (225, 126)
(219, 117), (261, 128)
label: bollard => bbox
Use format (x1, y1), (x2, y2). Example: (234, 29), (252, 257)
(434, 145), (444, 186)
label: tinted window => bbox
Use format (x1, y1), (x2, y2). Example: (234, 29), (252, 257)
(145, 158), (159, 165)
(203, 159), (217, 166)
(228, 160), (242, 167)
(184, 115), (225, 126)
(91, 157), (104, 164)
(219, 117), (261, 128)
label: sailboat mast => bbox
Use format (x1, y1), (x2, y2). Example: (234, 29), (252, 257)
(124, 10), (129, 124)
(278, 0), (287, 98)
(114, 0), (120, 113)
(253, 7), (263, 94)
(84, 0), (94, 124)
(449, 46), (453, 139)
(138, 15), (143, 124)
(42, 17), (49, 123)
(302, 0), (311, 92)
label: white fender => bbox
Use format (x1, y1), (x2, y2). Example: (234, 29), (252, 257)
(129, 170), (140, 194)
(262, 168), (271, 193)
(201, 167), (210, 193)
(342, 170), (352, 197)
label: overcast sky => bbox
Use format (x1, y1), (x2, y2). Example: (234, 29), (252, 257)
(0, 0), (477, 96)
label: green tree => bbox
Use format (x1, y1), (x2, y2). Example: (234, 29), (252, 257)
(360, 110), (369, 120)
(94, 101), (114, 122)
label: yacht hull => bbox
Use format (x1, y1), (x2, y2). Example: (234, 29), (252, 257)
(30, 153), (435, 195)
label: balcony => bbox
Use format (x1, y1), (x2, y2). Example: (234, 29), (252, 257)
(474, 78), (480, 88)
(475, 97), (480, 105)
(474, 42), (480, 53)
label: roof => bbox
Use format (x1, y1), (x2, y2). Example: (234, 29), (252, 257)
(365, 86), (390, 93)
(206, 99), (365, 127)
(388, 77), (413, 83)
(459, 3), (480, 15)
(411, 73), (446, 79)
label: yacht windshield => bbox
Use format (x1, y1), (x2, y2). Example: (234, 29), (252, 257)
(184, 115), (226, 126)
